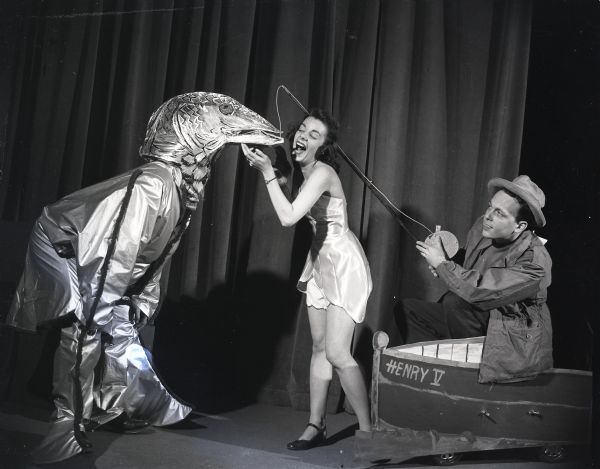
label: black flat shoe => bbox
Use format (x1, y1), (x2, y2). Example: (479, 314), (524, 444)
(287, 423), (327, 450)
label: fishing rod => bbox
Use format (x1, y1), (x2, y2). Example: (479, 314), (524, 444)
(276, 85), (458, 257)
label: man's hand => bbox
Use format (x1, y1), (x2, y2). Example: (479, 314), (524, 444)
(416, 236), (448, 269)
(128, 302), (148, 330)
(117, 297), (148, 330)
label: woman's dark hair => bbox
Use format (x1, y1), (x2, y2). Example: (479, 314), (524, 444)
(285, 108), (340, 172)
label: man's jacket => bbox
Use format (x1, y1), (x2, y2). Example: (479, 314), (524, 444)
(436, 216), (553, 383)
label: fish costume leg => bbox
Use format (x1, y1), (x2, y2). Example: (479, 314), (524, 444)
(93, 304), (192, 427)
(32, 322), (102, 464)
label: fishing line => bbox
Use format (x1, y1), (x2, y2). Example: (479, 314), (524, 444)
(275, 84), (433, 242)
(275, 85), (285, 140)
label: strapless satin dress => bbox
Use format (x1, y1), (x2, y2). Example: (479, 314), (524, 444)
(297, 194), (372, 323)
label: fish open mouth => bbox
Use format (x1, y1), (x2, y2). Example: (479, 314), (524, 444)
(230, 128), (283, 146)
(261, 128), (284, 143)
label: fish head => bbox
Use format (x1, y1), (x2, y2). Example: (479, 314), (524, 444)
(140, 92), (283, 208)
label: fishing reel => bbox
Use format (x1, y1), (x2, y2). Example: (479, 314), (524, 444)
(424, 225), (459, 259)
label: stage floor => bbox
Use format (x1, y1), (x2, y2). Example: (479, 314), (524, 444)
(0, 402), (589, 468)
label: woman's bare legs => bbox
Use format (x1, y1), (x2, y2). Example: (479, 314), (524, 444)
(296, 305), (331, 440)
(326, 305), (371, 432)
(296, 304), (371, 442)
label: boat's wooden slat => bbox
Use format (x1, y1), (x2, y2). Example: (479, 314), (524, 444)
(380, 350), (591, 405)
(378, 381), (590, 442)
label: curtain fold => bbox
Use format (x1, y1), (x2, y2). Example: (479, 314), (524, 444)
(0, 0), (532, 411)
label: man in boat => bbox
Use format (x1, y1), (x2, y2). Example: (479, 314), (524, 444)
(395, 175), (552, 383)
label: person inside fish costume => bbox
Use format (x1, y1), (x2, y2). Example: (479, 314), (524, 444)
(5, 92), (283, 464)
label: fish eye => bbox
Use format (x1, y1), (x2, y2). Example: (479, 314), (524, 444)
(219, 103), (234, 115)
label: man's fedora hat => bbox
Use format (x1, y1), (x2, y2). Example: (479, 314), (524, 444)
(487, 175), (546, 228)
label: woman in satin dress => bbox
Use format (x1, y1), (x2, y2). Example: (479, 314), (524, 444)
(242, 109), (372, 450)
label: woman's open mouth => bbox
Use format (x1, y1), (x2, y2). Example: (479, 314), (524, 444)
(293, 141), (307, 154)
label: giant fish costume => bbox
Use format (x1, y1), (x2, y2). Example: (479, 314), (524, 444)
(6, 92), (283, 463)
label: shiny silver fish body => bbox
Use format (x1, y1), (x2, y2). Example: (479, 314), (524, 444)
(6, 92), (282, 463)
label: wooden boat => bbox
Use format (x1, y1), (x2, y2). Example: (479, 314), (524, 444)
(354, 332), (592, 465)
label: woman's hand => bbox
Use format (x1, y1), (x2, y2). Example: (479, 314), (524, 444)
(242, 144), (275, 178)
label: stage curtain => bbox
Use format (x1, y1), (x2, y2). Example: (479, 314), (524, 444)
(0, 0), (531, 411)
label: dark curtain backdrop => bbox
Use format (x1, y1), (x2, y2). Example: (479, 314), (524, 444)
(0, 0), (533, 411)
